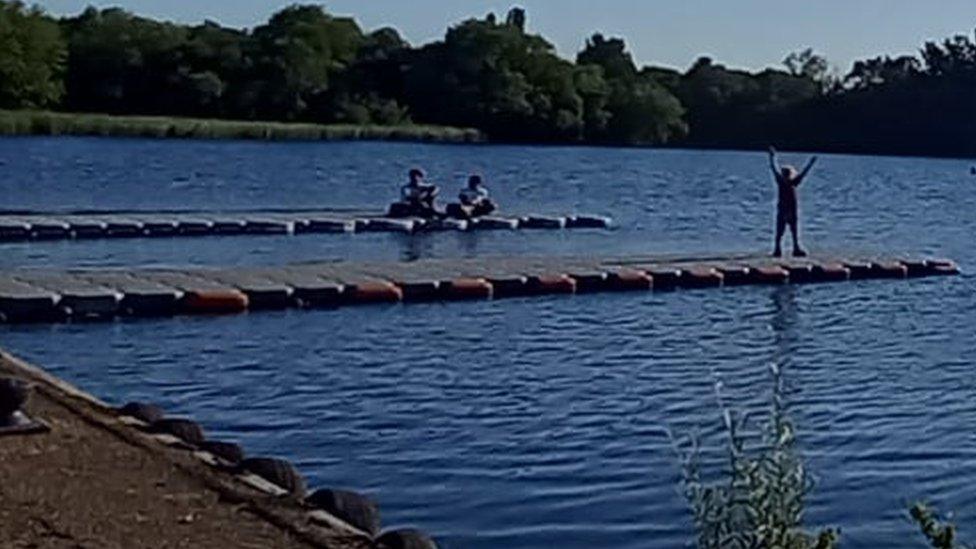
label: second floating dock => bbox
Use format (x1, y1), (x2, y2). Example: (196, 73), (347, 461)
(0, 210), (612, 243)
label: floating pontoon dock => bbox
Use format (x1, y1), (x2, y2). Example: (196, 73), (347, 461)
(0, 210), (612, 242)
(0, 253), (959, 323)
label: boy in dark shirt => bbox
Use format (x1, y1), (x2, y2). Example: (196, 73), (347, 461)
(768, 146), (817, 257)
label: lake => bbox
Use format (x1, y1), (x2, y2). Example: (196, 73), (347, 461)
(1, 137), (974, 548)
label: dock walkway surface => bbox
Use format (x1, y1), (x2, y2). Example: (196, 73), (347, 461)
(0, 209), (612, 242)
(0, 351), (370, 549)
(0, 252), (959, 323)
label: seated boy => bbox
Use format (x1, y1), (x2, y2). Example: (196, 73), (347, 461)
(390, 168), (440, 218)
(448, 175), (496, 219)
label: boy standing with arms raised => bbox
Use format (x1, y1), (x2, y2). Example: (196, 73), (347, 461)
(769, 146), (817, 257)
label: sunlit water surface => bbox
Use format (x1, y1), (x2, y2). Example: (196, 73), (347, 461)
(1, 137), (974, 548)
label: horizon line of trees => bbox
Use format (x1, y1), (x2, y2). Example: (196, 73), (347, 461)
(2, 1), (976, 156)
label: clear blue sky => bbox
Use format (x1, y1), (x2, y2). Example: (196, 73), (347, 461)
(34, 0), (976, 72)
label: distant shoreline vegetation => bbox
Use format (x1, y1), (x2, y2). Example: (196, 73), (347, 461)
(2, 2), (975, 156)
(0, 110), (483, 143)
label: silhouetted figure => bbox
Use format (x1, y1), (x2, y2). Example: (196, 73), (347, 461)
(447, 174), (497, 219)
(388, 168), (441, 218)
(768, 146), (817, 257)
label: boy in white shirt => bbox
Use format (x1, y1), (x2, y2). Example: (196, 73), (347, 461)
(452, 174), (496, 218)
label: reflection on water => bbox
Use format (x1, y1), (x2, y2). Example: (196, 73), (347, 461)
(771, 285), (800, 365)
(2, 276), (972, 549)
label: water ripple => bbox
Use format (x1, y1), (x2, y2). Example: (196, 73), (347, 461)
(1, 141), (975, 549)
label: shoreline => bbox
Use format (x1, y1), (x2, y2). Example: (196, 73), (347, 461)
(2, 110), (973, 162)
(0, 110), (484, 145)
(0, 348), (374, 549)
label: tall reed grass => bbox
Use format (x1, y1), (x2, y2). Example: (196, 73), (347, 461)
(0, 110), (484, 143)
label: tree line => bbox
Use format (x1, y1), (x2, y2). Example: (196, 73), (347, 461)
(1, 1), (975, 156)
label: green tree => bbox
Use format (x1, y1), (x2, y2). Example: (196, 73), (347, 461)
(404, 8), (585, 141)
(61, 7), (188, 114)
(675, 57), (816, 147)
(247, 5), (365, 120)
(783, 48), (832, 89)
(576, 34), (686, 144)
(844, 55), (920, 90)
(0, 0), (66, 108)
(175, 21), (248, 117)
(329, 27), (412, 124)
(577, 34), (637, 81)
(605, 76), (686, 144)
(573, 64), (611, 138)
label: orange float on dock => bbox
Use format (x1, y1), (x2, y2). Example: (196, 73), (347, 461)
(182, 290), (249, 314)
(528, 274), (577, 295)
(606, 269), (653, 291)
(679, 267), (723, 289)
(812, 263), (851, 282)
(751, 265), (789, 284)
(349, 281), (403, 304)
(872, 261), (909, 279)
(443, 278), (493, 300)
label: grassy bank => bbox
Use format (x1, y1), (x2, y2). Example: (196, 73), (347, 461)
(0, 110), (484, 143)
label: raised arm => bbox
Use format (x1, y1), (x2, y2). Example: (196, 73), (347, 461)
(796, 156), (818, 185)
(768, 146), (780, 177)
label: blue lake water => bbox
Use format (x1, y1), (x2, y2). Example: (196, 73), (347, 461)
(1, 137), (975, 548)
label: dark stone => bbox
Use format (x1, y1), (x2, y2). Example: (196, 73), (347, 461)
(0, 377), (29, 418)
(238, 457), (306, 497)
(117, 401), (164, 424)
(198, 440), (245, 464)
(146, 418), (205, 445)
(306, 488), (381, 536)
(374, 528), (438, 549)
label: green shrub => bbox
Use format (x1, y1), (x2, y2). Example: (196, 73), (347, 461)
(672, 363), (839, 549)
(911, 502), (974, 549)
